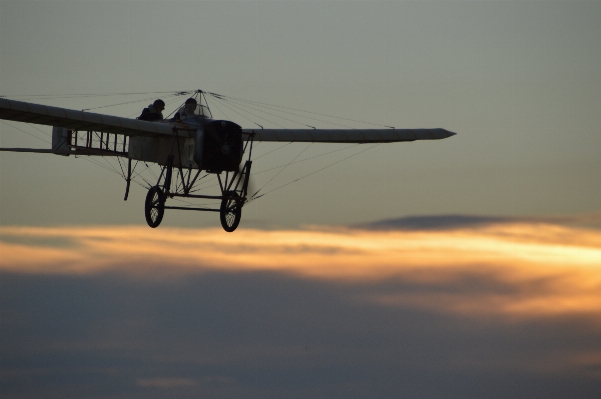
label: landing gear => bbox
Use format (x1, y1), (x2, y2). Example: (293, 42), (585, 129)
(220, 192), (242, 232)
(140, 128), (255, 232)
(145, 186), (165, 228)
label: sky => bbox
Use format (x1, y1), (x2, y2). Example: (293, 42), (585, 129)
(1, 0), (600, 398)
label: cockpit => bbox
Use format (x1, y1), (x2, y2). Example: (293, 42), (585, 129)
(176, 103), (212, 121)
(191, 104), (212, 118)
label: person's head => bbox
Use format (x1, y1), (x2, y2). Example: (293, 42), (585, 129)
(153, 99), (165, 112)
(184, 98), (197, 111)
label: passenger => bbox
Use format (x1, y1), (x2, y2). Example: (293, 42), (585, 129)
(174, 98), (198, 121)
(138, 99), (165, 122)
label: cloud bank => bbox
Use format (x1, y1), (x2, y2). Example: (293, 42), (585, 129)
(1, 218), (600, 398)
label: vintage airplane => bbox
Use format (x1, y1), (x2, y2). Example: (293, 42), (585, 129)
(0, 90), (456, 232)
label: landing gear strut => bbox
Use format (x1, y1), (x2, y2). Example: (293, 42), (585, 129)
(142, 130), (254, 232)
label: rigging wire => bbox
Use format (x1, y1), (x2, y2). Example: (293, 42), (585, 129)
(209, 93), (316, 129)
(208, 95), (267, 129)
(1, 90), (191, 100)
(130, 161), (158, 189)
(0, 121), (50, 144)
(209, 92), (394, 129)
(75, 155), (126, 178)
(25, 123), (53, 138)
(253, 142), (292, 161)
(4, 90), (192, 123)
(134, 173), (153, 189)
(81, 95), (166, 112)
(200, 91), (213, 118)
(203, 95), (231, 121)
(217, 94), (351, 128)
(143, 162), (158, 180)
(253, 143), (360, 176)
(116, 157), (127, 180)
(187, 174), (212, 193)
(249, 143), (382, 202)
(99, 155), (123, 176)
(131, 161), (152, 182)
(251, 143), (312, 199)
(158, 94), (194, 121)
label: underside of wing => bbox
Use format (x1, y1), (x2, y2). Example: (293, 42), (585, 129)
(243, 128), (456, 143)
(0, 98), (174, 136)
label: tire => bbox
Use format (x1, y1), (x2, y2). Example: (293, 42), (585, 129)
(220, 193), (242, 232)
(145, 186), (165, 228)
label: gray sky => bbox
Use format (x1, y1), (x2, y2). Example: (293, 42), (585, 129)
(1, 0), (599, 228)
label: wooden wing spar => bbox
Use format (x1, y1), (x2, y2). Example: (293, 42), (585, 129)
(0, 98), (456, 144)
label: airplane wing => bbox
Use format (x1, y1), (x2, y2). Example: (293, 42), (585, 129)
(0, 98), (456, 144)
(0, 98), (174, 136)
(243, 128), (456, 143)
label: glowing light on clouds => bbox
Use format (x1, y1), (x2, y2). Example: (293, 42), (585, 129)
(1, 222), (600, 318)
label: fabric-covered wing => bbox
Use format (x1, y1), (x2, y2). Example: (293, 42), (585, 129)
(0, 98), (174, 136)
(243, 128), (456, 143)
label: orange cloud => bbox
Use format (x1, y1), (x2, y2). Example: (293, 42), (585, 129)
(1, 223), (600, 318)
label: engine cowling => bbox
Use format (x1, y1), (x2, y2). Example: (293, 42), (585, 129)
(194, 120), (243, 173)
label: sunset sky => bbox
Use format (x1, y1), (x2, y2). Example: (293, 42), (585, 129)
(1, 1), (601, 398)
(2, 218), (601, 398)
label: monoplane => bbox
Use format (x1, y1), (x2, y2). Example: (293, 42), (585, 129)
(0, 90), (456, 232)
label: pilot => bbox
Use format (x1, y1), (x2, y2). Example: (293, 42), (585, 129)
(173, 98), (198, 121)
(137, 99), (165, 121)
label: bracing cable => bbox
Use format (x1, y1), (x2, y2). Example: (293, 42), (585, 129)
(208, 95), (268, 129)
(253, 143), (360, 176)
(214, 94), (356, 129)
(210, 93), (317, 129)
(0, 121), (50, 144)
(251, 143), (312, 199)
(116, 157), (127, 180)
(253, 142), (292, 161)
(248, 143), (381, 202)
(81, 95), (164, 112)
(203, 95), (232, 121)
(1, 90), (191, 100)
(208, 92), (395, 129)
(25, 123), (54, 139)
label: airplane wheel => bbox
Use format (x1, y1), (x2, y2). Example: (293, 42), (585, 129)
(220, 193), (242, 232)
(145, 186), (165, 228)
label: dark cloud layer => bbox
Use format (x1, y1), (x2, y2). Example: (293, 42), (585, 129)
(357, 214), (601, 231)
(1, 222), (600, 398)
(355, 215), (515, 230)
(2, 268), (600, 399)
